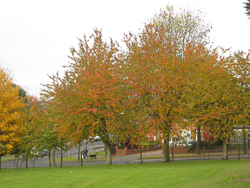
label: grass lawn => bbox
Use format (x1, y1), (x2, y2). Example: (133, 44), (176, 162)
(0, 160), (249, 188)
(53, 156), (106, 163)
(1, 157), (15, 162)
(53, 152), (107, 163)
(142, 151), (250, 159)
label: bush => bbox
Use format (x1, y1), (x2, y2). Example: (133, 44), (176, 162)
(188, 139), (223, 151)
(212, 139), (223, 146)
(115, 140), (160, 150)
(140, 140), (160, 148)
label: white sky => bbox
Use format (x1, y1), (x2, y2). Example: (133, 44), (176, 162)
(0, 0), (249, 98)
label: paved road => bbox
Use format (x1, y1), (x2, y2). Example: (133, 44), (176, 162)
(1, 144), (250, 169)
(1, 140), (105, 169)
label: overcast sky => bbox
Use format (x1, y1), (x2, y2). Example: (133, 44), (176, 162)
(0, 0), (249, 98)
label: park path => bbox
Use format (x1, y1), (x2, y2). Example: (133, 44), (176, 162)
(0, 149), (163, 169)
(1, 148), (250, 169)
(114, 149), (163, 163)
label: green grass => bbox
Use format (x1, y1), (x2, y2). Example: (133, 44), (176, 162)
(0, 160), (250, 187)
(142, 151), (250, 159)
(1, 157), (15, 162)
(53, 154), (106, 163)
(95, 151), (106, 156)
(48, 151), (107, 163)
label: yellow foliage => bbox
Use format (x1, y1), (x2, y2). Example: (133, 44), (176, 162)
(0, 69), (25, 156)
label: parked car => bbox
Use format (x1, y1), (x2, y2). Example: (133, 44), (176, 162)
(94, 136), (101, 141)
(176, 141), (187, 147)
(162, 137), (177, 146)
(38, 149), (48, 156)
(187, 139), (194, 146)
(89, 136), (101, 141)
(176, 139), (194, 147)
(31, 148), (48, 157)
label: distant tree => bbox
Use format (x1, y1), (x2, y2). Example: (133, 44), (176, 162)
(244, 0), (250, 19)
(152, 6), (211, 58)
(12, 84), (27, 103)
(227, 50), (250, 154)
(22, 96), (69, 168)
(199, 49), (247, 160)
(0, 68), (25, 170)
(180, 47), (219, 154)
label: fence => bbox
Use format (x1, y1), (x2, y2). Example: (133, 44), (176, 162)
(138, 144), (250, 162)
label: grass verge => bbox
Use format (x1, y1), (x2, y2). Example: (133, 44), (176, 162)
(52, 155), (106, 163)
(1, 157), (15, 162)
(0, 160), (249, 188)
(142, 151), (250, 159)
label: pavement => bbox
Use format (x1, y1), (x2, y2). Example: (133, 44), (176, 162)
(1, 142), (250, 169)
(0, 149), (162, 169)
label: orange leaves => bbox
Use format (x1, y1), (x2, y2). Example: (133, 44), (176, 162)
(41, 29), (126, 149)
(0, 69), (25, 155)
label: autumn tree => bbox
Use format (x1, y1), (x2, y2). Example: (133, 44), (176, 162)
(124, 27), (180, 162)
(13, 84), (27, 103)
(22, 96), (69, 168)
(209, 74), (242, 159)
(123, 6), (212, 162)
(9, 85), (29, 168)
(42, 30), (126, 165)
(152, 6), (213, 154)
(0, 68), (25, 169)
(185, 48), (247, 160)
(152, 6), (211, 58)
(14, 96), (42, 169)
(226, 50), (250, 154)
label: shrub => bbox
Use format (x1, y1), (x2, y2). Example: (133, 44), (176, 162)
(188, 139), (223, 151)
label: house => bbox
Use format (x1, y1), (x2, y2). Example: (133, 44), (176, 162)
(148, 123), (215, 143)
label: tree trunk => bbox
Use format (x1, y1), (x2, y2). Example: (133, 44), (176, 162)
(99, 119), (112, 165)
(20, 156), (24, 168)
(33, 157), (35, 168)
(140, 149), (143, 164)
(243, 127), (247, 154)
(48, 150), (51, 167)
(16, 156), (19, 169)
(53, 150), (56, 167)
(78, 140), (81, 160)
(60, 148), (63, 168)
(68, 141), (71, 157)
(14, 156), (16, 169)
(25, 155), (28, 169)
(163, 137), (171, 162)
(81, 151), (83, 166)
(196, 125), (201, 154)
(222, 138), (228, 160)
(102, 139), (112, 165)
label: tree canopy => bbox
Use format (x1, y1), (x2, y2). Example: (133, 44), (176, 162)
(0, 68), (25, 169)
(1, 5), (246, 167)
(42, 30), (126, 165)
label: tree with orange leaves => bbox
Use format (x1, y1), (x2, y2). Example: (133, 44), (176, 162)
(183, 47), (250, 160)
(0, 68), (25, 169)
(231, 51), (250, 154)
(42, 30), (126, 165)
(212, 50), (250, 158)
(123, 6), (212, 162)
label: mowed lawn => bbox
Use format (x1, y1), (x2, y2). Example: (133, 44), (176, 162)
(0, 160), (249, 188)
